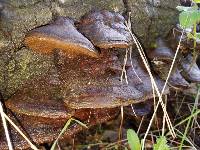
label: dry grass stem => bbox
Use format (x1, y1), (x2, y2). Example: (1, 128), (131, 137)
(0, 102), (13, 150)
(120, 48), (129, 84)
(137, 116), (144, 134)
(118, 106), (124, 143)
(3, 112), (38, 150)
(130, 104), (137, 117)
(125, 19), (176, 150)
(129, 47), (142, 82)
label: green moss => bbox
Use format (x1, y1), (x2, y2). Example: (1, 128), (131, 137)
(3, 48), (53, 98)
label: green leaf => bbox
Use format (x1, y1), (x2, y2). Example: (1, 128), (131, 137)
(127, 129), (141, 150)
(194, 0), (200, 3)
(179, 10), (200, 28)
(153, 136), (170, 150)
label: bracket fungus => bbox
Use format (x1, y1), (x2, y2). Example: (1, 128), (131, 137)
(1, 71), (119, 149)
(0, 105), (119, 149)
(0, 10), (173, 149)
(166, 27), (200, 83)
(24, 17), (98, 58)
(77, 10), (132, 49)
(180, 54), (200, 83)
(146, 38), (190, 89)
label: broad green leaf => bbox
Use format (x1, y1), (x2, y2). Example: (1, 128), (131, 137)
(127, 129), (141, 150)
(194, 0), (200, 3)
(179, 10), (200, 28)
(153, 136), (170, 150)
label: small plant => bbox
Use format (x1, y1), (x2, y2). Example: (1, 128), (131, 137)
(153, 136), (170, 150)
(127, 129), (170, 150)
(127, 129), (141, 150)
(177, 0), (200, 49)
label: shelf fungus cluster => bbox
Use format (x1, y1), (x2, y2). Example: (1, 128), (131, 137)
(1, 10), (200, 149)
(146, 37), (200, 89)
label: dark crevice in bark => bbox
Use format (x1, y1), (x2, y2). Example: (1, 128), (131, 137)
(122, 0), (131, 20)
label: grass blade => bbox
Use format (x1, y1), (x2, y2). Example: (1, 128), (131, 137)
(50, 118), (87, 150)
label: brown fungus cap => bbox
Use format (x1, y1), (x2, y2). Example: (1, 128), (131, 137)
(168, 68), (190, 89)
(77, 10), (132, 49)
(126, 55), (169, 94)
(180, 54), (200, 83)
(147, 38), (175, 62)
(61, 50), (169, 109)
(146, 38), (190, 89)
(5, 74), (72, 119)
(24, 17), (98, 58)
(0, 108), (118, 150)
(63, 84), (146, 109)
(149, 58), (190, 89)
(124, 100), (154, 117)
(3, 73), (120, 149)
(150, 58), (190, 89)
